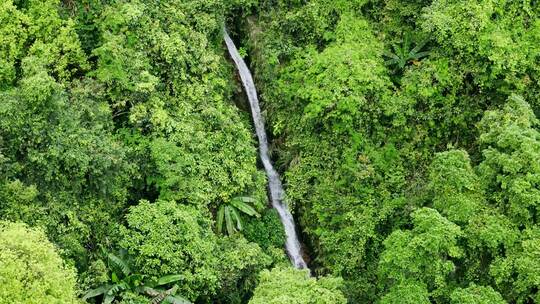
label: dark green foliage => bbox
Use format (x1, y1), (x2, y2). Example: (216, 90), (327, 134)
(243, 208), (286, 250)
(490, 228), (540, 303)
(379, 280), (430, 304)
(120, 200), (220, 301)
(1, 0), (540, 302)
(246, 1), (540, 302)
(378, 208), (462, 300)
(214, 236), (271, 304)
(84, 250), (191, 304)
(0, 63), (131, 266)
(450, 284), (506, 304)
(90, 0), (267, 211)
(428, 150), (483, 224)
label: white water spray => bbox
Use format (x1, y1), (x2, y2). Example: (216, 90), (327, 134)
(224, 28), (308, 269)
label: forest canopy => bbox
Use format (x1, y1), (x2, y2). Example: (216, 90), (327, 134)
(0, 0), (539, 303)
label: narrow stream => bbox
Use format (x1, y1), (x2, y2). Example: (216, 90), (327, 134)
(224, 28), (308, 269)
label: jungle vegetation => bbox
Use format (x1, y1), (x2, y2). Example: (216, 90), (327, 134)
(0, 0), (539, 303)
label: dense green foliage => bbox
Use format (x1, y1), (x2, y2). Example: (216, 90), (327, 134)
(1, 0), (539, 303)
(120, 200), (220, 300)
(242, 0), (540, 302)
(0, 221), (79, 303)
(83, 250), (190, 304)
(249, 267), (346, 304)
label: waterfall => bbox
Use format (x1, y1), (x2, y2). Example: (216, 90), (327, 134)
(224, 28), (308, 269)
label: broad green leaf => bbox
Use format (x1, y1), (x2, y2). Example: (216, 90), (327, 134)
(108, 252), (131, 277)
(225, 206), (234, 235)
(236, 196), (256, 203)
(217, 206), (225, 234)
(410, 51), (430, 60)
(230, 200), (259, 217)
(83, 285), (112, 299)
(157, 274), (183, 286)
(231, 207), (243, 231)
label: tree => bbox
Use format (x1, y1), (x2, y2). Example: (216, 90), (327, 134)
(427, 149), (519, 294)
(450, 284), (506, 304)
(478, 95), (540, 226)
(421, 0), (540, 103)
(276, 15), (391, 136)
(91, 0), (267, 210)
(378, 208), (462, 300)
(249, 267), (347, 304)
(490, 228), (540, 303)
(214, 236), (271, 304)
(383, 35), (430, 71)
(379, 280), (430, 304)
(0, 0), (87, 87)
(0, 67), (131, 266)
(0, 221), (78, 304)
(428, 150), (483, 224)
(243, 208), (286, 250)
(120, 200), (220, 301)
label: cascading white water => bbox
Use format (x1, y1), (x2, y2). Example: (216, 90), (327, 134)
(224, 28), (308, 269)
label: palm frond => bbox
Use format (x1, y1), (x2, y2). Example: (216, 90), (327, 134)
(384, 35), (431, 70)
(217, 206), (225, 234)
(410, 51), (430, 60)
(230, 199), (259, 217)
(230, 208), (243, 231)
(141, 286), (162, 297)
(108, 252), (131, 277)
(385, 58), (400, 66)
(157, 274), (183, 286)
(409, 37), (430, 55)
(108, 282), (127, 295)
(149, 285), (188, 304)
(83, 284), (112, 300)
(225, 206), (235, 235)
(383, 51), (400, 60)
(235, 196), (256, 203)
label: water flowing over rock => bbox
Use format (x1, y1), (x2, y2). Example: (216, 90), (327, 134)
(224, 28), (308, 269)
